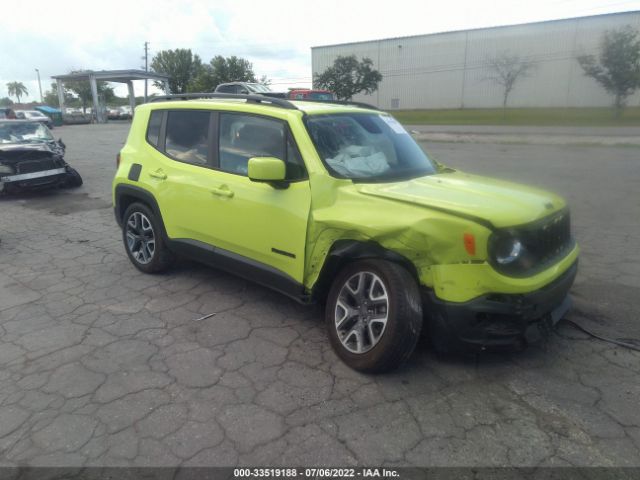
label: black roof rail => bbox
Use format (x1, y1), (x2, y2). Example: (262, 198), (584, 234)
(148, 92), (298, 110)
(289, 98), (380, 111)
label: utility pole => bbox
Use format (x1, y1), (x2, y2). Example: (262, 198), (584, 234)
(143, 41), (149, 103)
(35, 68), (43, 103)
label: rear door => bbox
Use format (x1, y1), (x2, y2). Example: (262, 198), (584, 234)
(146, 108), (222, 243)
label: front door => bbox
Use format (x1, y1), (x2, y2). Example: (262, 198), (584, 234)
(203, 112), (311, 283)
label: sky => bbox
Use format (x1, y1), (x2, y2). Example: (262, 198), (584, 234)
(2, 0), (640, 102)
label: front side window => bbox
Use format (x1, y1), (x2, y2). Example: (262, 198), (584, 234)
(217, 85), (236, 93)
(218, 113), (307, 180)
(219, 114), (284, 176)
(165, 110), (210, 165)
(305, 113), (436, 182)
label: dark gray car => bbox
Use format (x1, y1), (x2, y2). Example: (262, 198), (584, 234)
(0, 120), (82, 194)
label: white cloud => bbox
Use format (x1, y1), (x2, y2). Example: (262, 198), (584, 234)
(2, 0), (639, 100)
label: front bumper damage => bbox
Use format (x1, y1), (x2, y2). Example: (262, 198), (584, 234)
(0, 167), (69, 191)
(424, 261), (578, 352)
(1, 167), (68, 183)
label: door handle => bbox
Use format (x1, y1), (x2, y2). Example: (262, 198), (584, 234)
(148, 169), (167, 180)
(210, 186), (234, 198)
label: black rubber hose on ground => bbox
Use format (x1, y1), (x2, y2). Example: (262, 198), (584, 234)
(560, 318), (640, 352)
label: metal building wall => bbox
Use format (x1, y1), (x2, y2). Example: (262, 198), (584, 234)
(311, 12), (640, 109)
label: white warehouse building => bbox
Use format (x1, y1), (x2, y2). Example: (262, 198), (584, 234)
(311, 11), (640, 110)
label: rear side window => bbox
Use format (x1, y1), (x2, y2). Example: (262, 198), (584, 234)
(146, 110), (162, 147)
(165, 110), (211, 166)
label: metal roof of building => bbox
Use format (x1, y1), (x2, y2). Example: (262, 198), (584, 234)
(311, 10), (640, 49)
(51, 69), (169, 83)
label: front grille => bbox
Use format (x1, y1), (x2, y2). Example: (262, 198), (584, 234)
(16, 158), (57, 174)
(520, 211), (572, 264)
(490, 210), (574, 277)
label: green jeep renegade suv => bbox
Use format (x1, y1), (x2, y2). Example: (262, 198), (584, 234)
(113, 94), (578, 372)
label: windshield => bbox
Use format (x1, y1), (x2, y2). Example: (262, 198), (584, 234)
(247, 83), (272, 93)
(305, 113), (437, 182)
(309, 92), (334, 100)
(0, 122), (54, 144)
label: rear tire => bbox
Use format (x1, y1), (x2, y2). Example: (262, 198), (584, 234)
(122, 202), (174, 273)
(325, 259), (423, 373)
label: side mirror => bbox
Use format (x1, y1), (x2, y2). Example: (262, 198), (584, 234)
(58, 138), (66, 150)
(248, 157), (287, 187)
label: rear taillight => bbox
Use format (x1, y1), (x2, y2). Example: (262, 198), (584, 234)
(116, 152), (121, 168)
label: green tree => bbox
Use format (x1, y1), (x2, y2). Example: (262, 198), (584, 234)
(43, 82), (74, 107)
(6, 81), (28, 103)
(313, 55), (382, 101)
(151, 48), (203, 93)
(0, 97), (13, 107)
(191, 55), (257, 92)
(578, 25), (640, 117)
(63, 72), (115, 113)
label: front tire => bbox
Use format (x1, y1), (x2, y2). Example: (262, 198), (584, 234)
(122, 202), (173, 273)
(325, 260), (423, 373)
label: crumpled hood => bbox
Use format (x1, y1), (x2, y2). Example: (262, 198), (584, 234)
(356, 171), (566, 229)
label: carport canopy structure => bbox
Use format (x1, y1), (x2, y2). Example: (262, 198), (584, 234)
(51, 70), (171, 123)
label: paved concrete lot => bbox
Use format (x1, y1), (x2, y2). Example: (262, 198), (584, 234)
(0, 123), (638, 467)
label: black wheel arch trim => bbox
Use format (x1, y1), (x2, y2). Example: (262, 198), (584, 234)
(311, 239), (420, 302)
(114, 184), (168, 242)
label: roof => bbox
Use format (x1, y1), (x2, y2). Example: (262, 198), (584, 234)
(311, 10), (640, 49)
(34, 106), (61, 114)
(144, 95), (379, 115)
(52, 69), (170, 83)
(218, 82), (261, 86)
(291, 101), (378, 115)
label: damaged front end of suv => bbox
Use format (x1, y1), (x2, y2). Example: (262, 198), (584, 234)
(0, 120), (82, 194)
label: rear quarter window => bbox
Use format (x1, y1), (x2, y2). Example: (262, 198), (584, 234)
(146, 110), (163, 147)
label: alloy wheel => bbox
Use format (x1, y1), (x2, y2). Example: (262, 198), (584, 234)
(334, 271), (389, 354)
(125, 211), (156, 265)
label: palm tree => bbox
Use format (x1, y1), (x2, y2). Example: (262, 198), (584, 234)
(6, 81), (28, 103)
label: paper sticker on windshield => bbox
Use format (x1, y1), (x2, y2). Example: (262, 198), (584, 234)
(379, 115), (407, 134)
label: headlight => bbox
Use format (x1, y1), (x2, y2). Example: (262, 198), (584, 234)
(489, 233), (534, 276)
(495, 237), (523, 265)
(0, 164), (13, 174)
